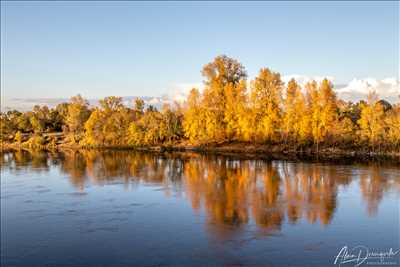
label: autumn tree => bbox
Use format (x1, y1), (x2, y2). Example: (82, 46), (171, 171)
(336, 100), (358, 145)
(358, 92), (386, 148)
(249, 68), (283, 143)
(55, 102), (70, 131)
(224, 80), (247, 140)
(127, 108), (162, 145)
(84, 96), (131, 146)
(128, 103), (183, 146)
(48, 108), (64, 132)
(15, 113), (32, 133)
(65, 95), (90, 143)
(28, 106), (50, 133)
(384, 104), (400, 148)
(201, 55), (247, 142)
(14, 131), (23, 145)
(385, 103), (400, 147)
(161, 104), (183, 143)
(283, 79), (306, 144)
(236, 103), (254, 142)
(127, 111), (157, 145)
(307, 79), (337, 150)
(183, 88), (207, 143)
(133, 98), (145, 118)
(318, 78), (338, 145)
(0, 113), (12, 141)
(83, 109), (103, 145)
(2, 55), (399, 153)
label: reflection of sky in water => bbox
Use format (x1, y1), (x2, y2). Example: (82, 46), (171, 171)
(1, 151), (399, 267)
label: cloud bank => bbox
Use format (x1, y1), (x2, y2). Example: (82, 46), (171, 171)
(168, 83), (204, 103)
(283, 75), (399, 103)
(335, 78), (399, 103)
(281, 75), (399, 102)
(170, 76), (399, 104)
(281, 74), (335, 87)
(3, 77), (399, 111)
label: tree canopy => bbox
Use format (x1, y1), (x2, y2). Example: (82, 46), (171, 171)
(1, 55), (399, 152)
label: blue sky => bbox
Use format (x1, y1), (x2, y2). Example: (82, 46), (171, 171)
(1, 1), (398, 103)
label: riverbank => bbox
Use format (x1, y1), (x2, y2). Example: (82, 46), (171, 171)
(2, 141), (399, 161)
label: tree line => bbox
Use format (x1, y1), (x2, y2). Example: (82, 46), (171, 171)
(1, 55), (399, 151)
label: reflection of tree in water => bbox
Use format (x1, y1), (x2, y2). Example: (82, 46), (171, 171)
(251, 162), (283, 232)
(359, 164), (395, 216)
(281, 163), (339, 225)
(1, 150), (50, 172)
(59, 150), (88, 190)
(2, 151), (399, 236)
(58, 150), (185, 195)
(183, 158), (341, 234)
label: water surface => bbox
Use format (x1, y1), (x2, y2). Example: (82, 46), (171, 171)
(1, 150), (399, 267)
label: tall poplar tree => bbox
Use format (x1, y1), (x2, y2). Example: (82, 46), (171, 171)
(250, 68), (283, 142)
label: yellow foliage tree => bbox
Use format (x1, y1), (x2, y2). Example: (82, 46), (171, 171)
(307, 79), (337, 150)
(201, 55), (247, 142)
(183, 88), (208, 144)
(384, 104), (400, 147)
(224, 80), (247, 140)
(358, 92), (386, 148)
(283, 79), (305, 144)
(336, 117), (356, 144)
(14, 131), (23, 145)
(83, 109), (104, 146)
(250, 68), (283, 143)
(319, 79), (338, 145)
(83, 97), (132, 146)
(65, 95), (90, 143)
(4, 55), (400, 153)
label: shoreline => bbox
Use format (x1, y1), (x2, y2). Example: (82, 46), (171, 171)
(2, 142), (399, 162)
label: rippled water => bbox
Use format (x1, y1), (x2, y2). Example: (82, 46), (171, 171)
(1, 150), (399, 267)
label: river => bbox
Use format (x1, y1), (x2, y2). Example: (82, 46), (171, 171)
(1, 150), (399, 267)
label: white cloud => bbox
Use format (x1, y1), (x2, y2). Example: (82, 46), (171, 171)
(282, 75), (400, 103)
(281, 74), (336, 96)
(282, 74), (335, 87)
(168, 82), (204, 103)
(169, 76), (400, 104)
(336, 77), (399, 102)
(148, 97), (161, 105)
(5, 77), (397, 112)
